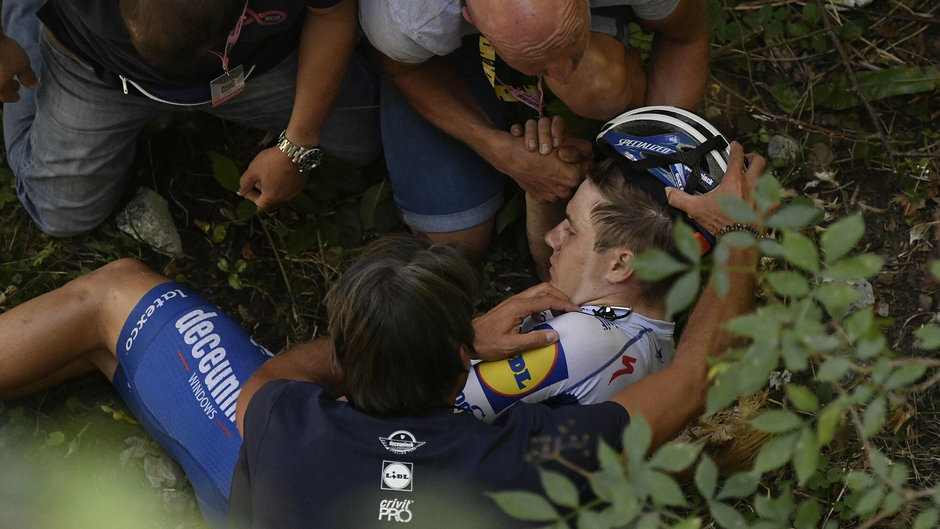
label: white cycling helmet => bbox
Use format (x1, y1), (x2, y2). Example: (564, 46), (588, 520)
(596, 106), (731, 252)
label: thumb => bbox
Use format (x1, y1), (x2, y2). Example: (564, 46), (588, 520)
(19, 67), (37, 89)
(665, 186), (693, 211)
(513, 329), (560, 352)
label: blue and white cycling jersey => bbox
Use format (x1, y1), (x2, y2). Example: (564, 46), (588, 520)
(457, 306), (674, 421)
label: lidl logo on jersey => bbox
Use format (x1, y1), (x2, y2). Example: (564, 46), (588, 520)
(475, 338), (568, 414)
(381, 461), (413, 492)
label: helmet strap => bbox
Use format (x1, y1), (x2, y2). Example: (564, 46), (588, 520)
(612, 134), (728, 195)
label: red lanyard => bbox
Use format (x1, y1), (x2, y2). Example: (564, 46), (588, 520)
(211, 0), (249, 73)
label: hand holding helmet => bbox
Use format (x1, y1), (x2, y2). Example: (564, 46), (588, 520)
(597, 106), (766, 253)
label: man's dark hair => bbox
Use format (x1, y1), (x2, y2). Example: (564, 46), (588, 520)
(326, 235), (479, 415)
(588, 158), (680, 304)
(120, 0), (245, 72)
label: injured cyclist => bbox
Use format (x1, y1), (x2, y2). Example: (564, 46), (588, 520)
(0, 107), (753, 527)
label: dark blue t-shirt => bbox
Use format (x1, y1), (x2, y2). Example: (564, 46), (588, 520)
(38, 0), (341, 91)
(229, 380), (630, 529)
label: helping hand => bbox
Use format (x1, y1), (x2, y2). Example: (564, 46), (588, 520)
(238, 146), (310, 212)
(665, 141), (769, 235)
(472, 283), (579, 362)
(497, 117), (593, 203)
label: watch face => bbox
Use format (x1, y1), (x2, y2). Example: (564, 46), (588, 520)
(296, 148), (323, 172)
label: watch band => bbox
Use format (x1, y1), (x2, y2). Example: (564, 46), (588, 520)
(276, 130), (322, 172)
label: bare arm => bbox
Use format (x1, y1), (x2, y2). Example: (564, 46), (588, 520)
(609, 143), (766, 449)
(641, 0), (710, 109)
(236, 337), (341, 434)
(238, 0), (359, 210)
(381, 54), (591, 203)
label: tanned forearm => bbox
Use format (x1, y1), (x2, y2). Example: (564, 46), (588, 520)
(286, 0), (359, 145)
(642, 0), (710, 109)
(611, 244), (759, 449)
(236, 337), (343, 434)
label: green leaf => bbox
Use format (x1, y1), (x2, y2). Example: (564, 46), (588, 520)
(674, 221), (702, 265)
(771, 82), (802, 114)
(843, 307), (875, 342)
(845, 470), (874, 491)
(630, 249), (689, 281)
(673, 518), (703, 529)
(782, 231), (820, 273)
(816, 400), (846, 448)
(695, 455), (718, 501)
(623, 415), (652, 465)
(881, 490), (904, 515)
(827, 254), (884, 281)
(650, 442), (702, 473)
(862, 396), (887, 437)
(792, 426), (818, 485)
(758, 237), (785, 258)
(706, 364), (743, 415)
(709, 501), (748, 529)
(916, 325), (940, 350)
(754, 432), (797, 473)
(236, 199), (257, 221)
(766, 270), (810, 297)
(750, 409), (803, 433)
(359, 181), (390, 231)
(814, 281), (859, 318)
(754, 174), (782, 217)
(718, 195), (760, 225)
(724, 312), (781, 341)
(785, 384), (819, 413)
(208, 151), (242, 192)
(539, 469), (579, 509)
(717, 471), (759, 500)
(802, 1), (821, 25)
(495, 192), (524, 235)
(665, 270), (701, 318)
(848, 487), (885, 518)
(755, 487), (793, 522)
(795, 499), (821, 529)
(595, 440), (624, 482)
(45, 431), (66, 446)
(648, 471), (687, 507)
(884, 363), (927, 390)
(821, 214), (864, 263)
(766, 200), (821, 229)
(931, 261), (940, 281)
(913, 509), (939, 529)
(576, 509), (607, 529)
(817, 356), (851, 382)
(817, 66), (940, 110)
(487, 491), (558, 521)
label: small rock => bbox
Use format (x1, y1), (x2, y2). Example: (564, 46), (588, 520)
(847, 279), (875, 312)
(767, 135), (801, 165)
(116, 187), (183, 257)
(918, 294), (934, 312)
(875, 301), (890, 318)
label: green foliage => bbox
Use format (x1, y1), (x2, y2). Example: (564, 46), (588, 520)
(496, 169), (939, 528)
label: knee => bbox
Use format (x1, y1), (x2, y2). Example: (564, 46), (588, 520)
(16, 189), (109, 238)
(76, 258), (151, 291)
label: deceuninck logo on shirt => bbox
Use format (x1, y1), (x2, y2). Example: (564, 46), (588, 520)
(475, 340), (569, 413)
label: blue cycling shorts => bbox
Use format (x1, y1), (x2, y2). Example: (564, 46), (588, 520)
(112, 283), (272, 529)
